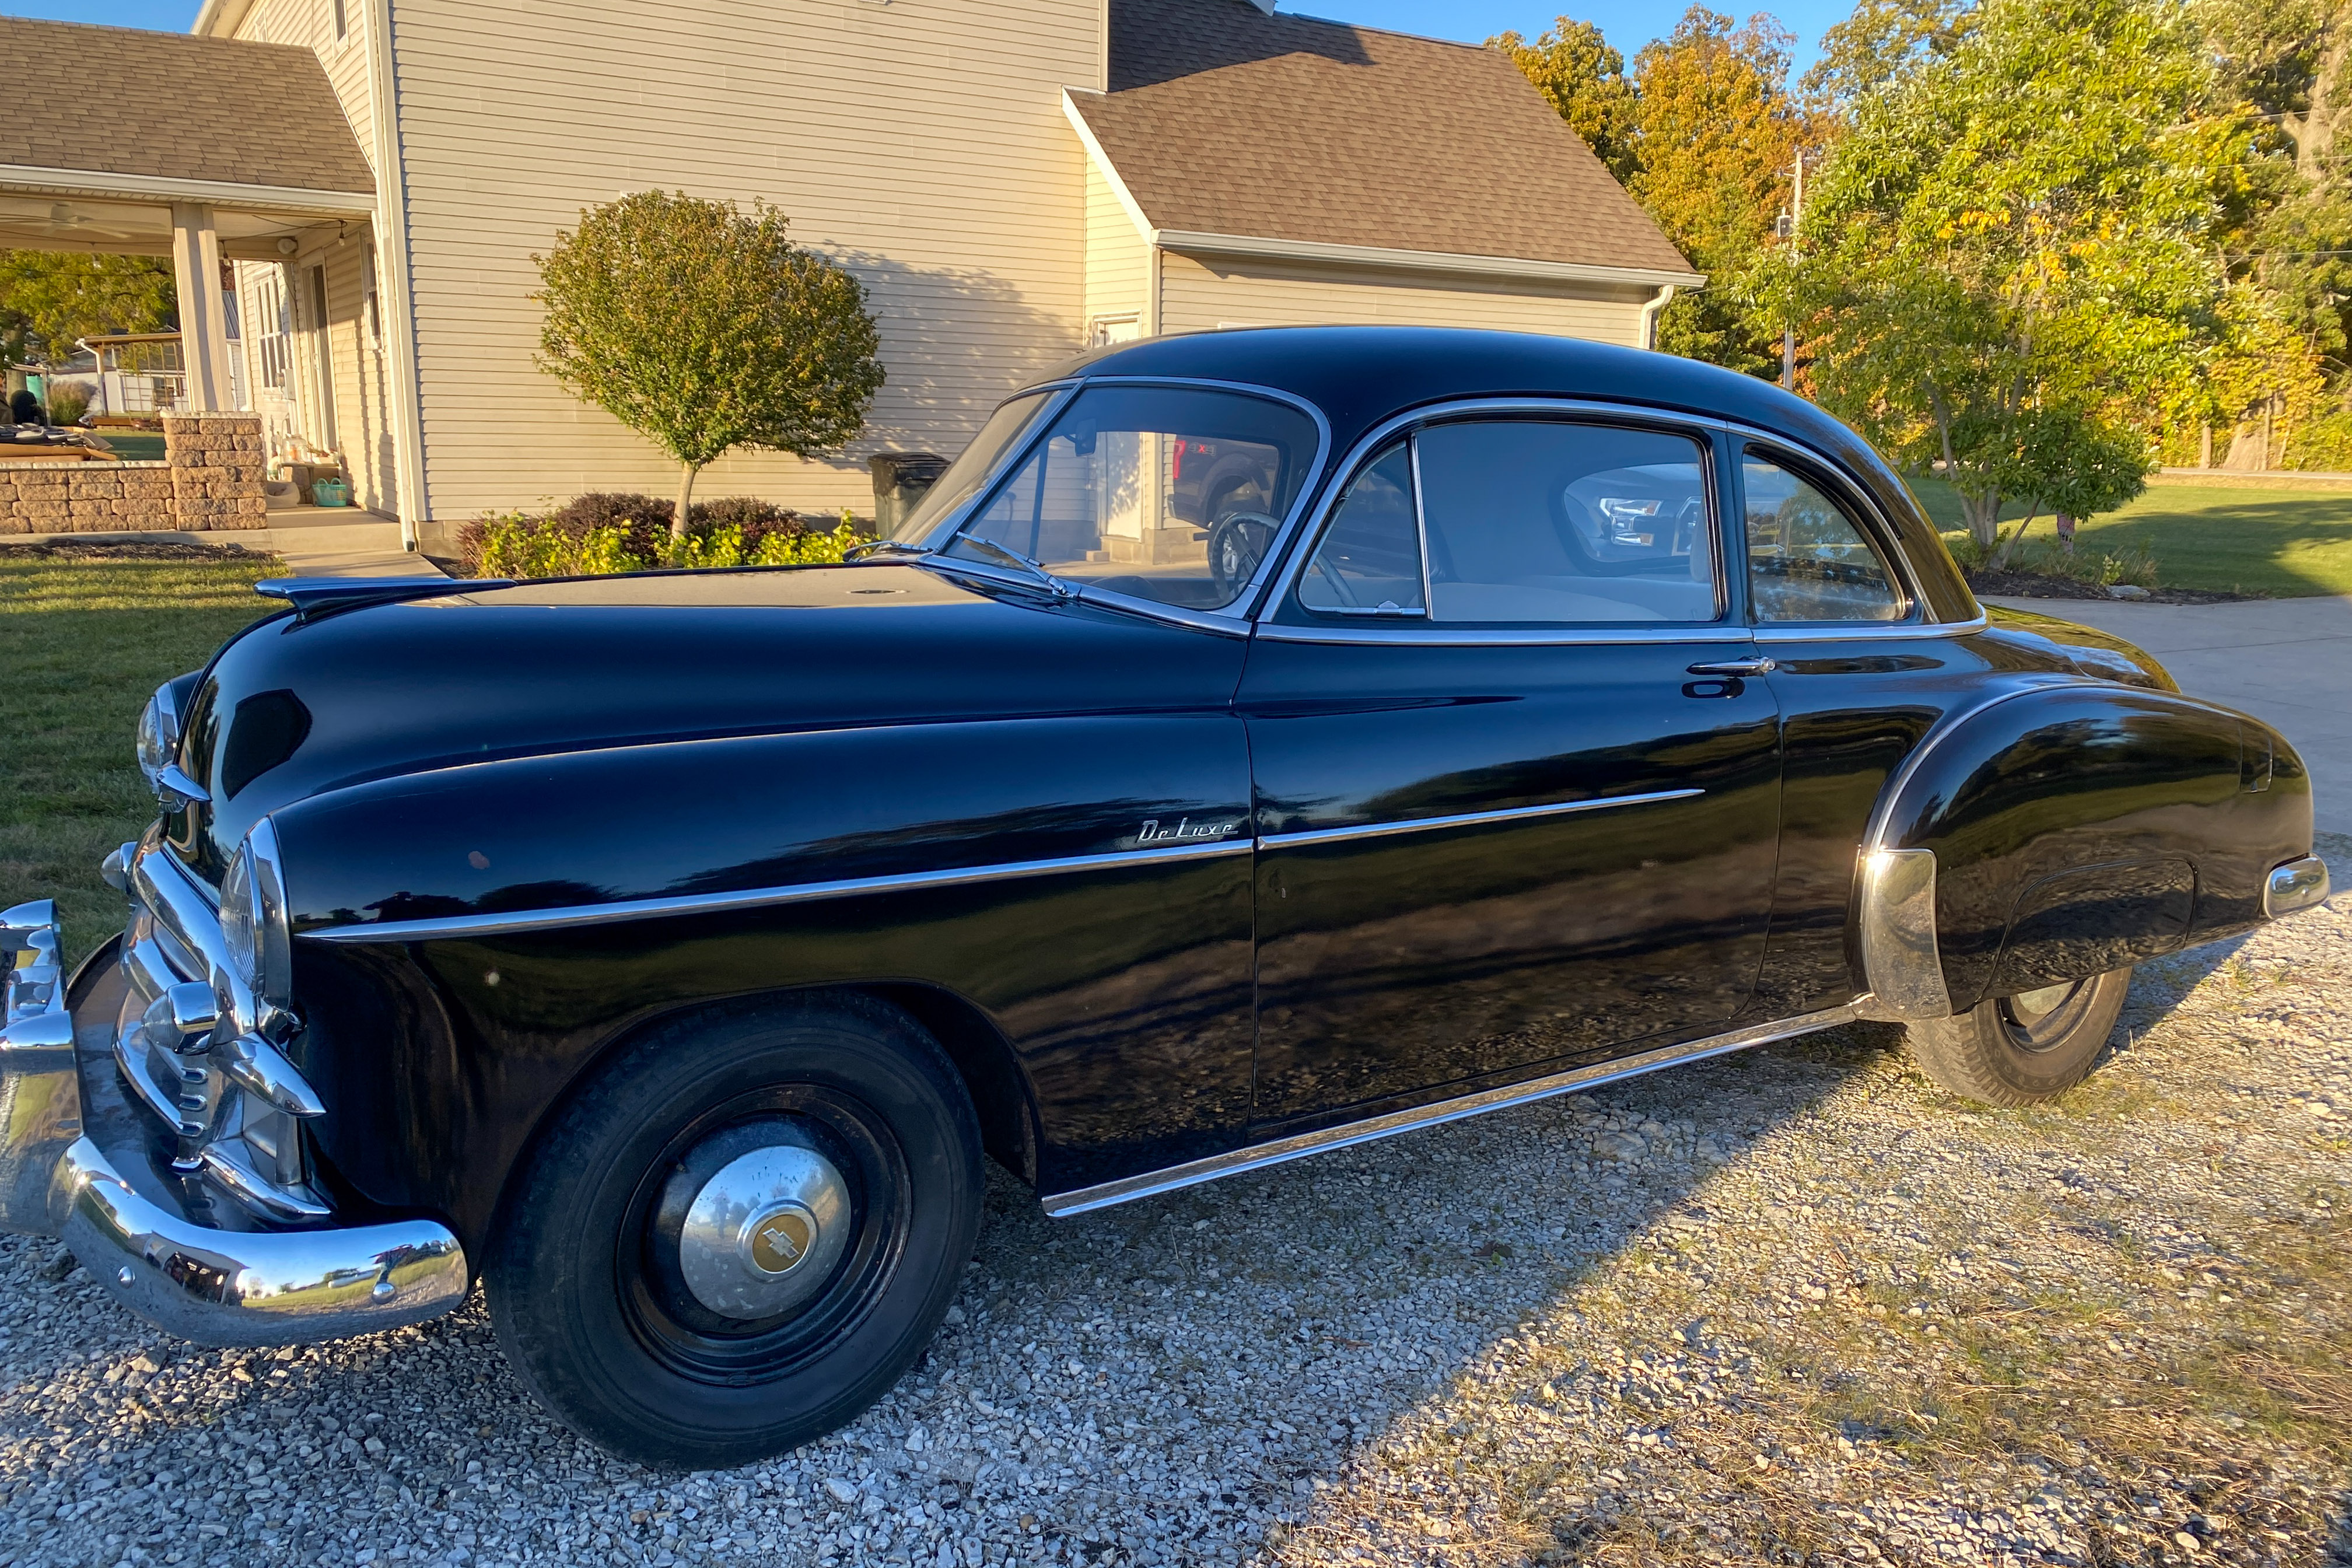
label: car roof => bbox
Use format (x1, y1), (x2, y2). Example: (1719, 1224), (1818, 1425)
(1060, 326), (1838, 456)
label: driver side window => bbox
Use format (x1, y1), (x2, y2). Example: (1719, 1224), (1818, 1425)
(1298, 444), (1424, 615)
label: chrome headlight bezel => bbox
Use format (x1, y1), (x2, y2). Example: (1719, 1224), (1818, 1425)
(135, 681), (183, 792)
(218, 817), (293, 1020)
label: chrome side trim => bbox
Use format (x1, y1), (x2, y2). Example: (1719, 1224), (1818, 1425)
(1261, 788), (1706, 850)
(2264, 855), (2332, 919)
(1253, 623), (1758, 648)
(1041, 999), (1874, 1217)
(309, 838), (1255, 944)
(1855, 848), (1953, 1020)
(54, 1137), (467, 1347)
(1756, 616), (1989, 643)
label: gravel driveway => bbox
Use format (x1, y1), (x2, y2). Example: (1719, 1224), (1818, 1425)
(5, 842), (2348, 1568)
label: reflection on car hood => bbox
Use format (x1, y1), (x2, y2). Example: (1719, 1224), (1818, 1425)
(164, 565), (1247, 886)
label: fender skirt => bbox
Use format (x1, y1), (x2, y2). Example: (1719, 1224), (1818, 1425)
(1857, 682), (2315, 1017)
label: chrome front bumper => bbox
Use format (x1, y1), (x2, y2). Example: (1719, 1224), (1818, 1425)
(0, 900), (468, 1346)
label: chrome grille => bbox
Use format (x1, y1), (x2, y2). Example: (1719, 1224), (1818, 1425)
(116, 836), (331, 1222)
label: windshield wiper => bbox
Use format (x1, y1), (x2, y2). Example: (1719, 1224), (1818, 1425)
(844, 539), (932, 562)
(940, 537), (1077, 600)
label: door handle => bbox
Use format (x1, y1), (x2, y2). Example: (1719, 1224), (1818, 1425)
(1686, 657), (1776, 678)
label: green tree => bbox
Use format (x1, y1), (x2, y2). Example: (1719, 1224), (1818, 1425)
(534, 191), (886, 537)
(1489, 18), (1640, 180)
(0, 251), (177, 366)
(1629, 8), (1819, 376)
(1801, 0), (1971, 106)
(1791, 0), (2244, 545)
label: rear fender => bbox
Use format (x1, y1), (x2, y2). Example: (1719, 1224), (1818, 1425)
(1856, 683), (2311, 1016)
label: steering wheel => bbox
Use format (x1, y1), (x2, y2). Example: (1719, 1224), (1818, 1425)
(1207, 510), (1282, 596)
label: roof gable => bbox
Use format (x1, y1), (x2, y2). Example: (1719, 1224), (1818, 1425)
(1072, 0), (1693, 280)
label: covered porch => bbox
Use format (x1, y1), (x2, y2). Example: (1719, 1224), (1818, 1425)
(0, 15), (397, 533)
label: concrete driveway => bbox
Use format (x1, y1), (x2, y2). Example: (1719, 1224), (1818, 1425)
(1983, 594), (2352, 835)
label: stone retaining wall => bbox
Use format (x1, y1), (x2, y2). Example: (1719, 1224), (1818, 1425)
(0, 412), (267, 534)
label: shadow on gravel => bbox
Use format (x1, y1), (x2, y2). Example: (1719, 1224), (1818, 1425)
(4, 862), (2332, 1568)
(0, 1020), (1905, 1567)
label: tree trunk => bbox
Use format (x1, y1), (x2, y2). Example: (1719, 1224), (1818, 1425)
(1959, 489), (2003, 553)
(1989, 508), (2040, 569)
(673, 462), (701, 542)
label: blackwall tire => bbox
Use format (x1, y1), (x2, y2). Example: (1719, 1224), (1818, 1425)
(486, 992), (982, 1469)
(1902, 967), (2134, 1107)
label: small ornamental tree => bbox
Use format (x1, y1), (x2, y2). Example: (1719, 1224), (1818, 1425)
(534, 192), (886, 538)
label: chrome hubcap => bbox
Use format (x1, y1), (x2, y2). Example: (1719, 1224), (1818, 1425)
(2010, 982), (2075, 1018)
(676, 1138), (851, 1320)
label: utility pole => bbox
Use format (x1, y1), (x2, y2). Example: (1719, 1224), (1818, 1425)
(1781, 149), (1806, 391)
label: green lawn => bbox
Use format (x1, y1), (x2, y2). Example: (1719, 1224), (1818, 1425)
(1906, 475), (2352, 597)
(0, 552), (279, 966)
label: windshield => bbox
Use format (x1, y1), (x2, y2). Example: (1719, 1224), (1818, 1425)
(891, 392), (1058, 544)
(936, 384), (1320, 611)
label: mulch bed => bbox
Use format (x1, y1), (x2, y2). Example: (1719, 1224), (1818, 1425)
(0, 539), (267, 564)
(1964, 566), (2258, 605)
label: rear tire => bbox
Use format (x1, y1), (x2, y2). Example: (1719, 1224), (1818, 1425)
(487, 992), (982, 1469)
(1903, 967), (2133, 1107)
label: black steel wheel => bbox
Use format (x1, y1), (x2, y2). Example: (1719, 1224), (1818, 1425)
(1902, 966), (2133, 1107)
(487, 992), (981, 1468)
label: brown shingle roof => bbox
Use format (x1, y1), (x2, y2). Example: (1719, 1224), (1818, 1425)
(1074, 0), (1692, 278)
(0, 15), (373, 195)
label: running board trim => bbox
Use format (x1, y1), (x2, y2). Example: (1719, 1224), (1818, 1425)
(1039, 998), (1875, 1217)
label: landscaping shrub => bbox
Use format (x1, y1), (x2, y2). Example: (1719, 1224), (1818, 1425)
(457, 494), (867, 579)
(45, 384), (90, 425)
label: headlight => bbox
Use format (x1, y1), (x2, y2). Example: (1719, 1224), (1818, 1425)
(219, 817), (293, 1014)
(135, 681), (182, 790)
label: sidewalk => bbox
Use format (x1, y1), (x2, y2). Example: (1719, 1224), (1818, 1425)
(15, 508), (444, 581)
(254, 507), (444, 579)
(1985, 594), (2352, 835)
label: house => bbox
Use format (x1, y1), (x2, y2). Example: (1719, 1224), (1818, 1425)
(0, 0), (1698, 549)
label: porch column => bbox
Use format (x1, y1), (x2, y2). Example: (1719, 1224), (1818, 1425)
(168, 202), (236, 412)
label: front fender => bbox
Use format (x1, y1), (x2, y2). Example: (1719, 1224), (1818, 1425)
(267, 712), (1257, 1251)
(1860, 682), (2312, 1015)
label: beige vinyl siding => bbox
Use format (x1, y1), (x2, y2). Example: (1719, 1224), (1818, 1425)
(317, 244), (399, 512)
(1082, 157), (1149, 337)
(1157, 251), (1652, 345)
(388, 0), (1104, 522)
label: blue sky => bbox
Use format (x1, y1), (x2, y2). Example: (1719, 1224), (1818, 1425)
(14, 0), (1846, 72)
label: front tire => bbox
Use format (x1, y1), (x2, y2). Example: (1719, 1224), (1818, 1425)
(487, 992), (982, 1468)
(1903, 967), (2133, 1107)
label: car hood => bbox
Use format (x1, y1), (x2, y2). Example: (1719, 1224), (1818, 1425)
(162, 565), (1248, 886)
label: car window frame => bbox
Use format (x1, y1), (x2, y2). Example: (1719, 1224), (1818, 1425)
(1259, 398), (1754, 646)
(900, 376), (1334, 636)
(1731, 436), (1927, 636)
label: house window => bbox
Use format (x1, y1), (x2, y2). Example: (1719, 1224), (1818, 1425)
(256, 270), (291, 392)
(362, 244), (382, 342)
(331, 0), (348, 40)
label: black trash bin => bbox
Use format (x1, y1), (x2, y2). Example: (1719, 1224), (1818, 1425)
(868, 453), (951, 537)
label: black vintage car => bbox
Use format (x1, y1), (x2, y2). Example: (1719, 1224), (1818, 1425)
(0, 327), (2329, 1467)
